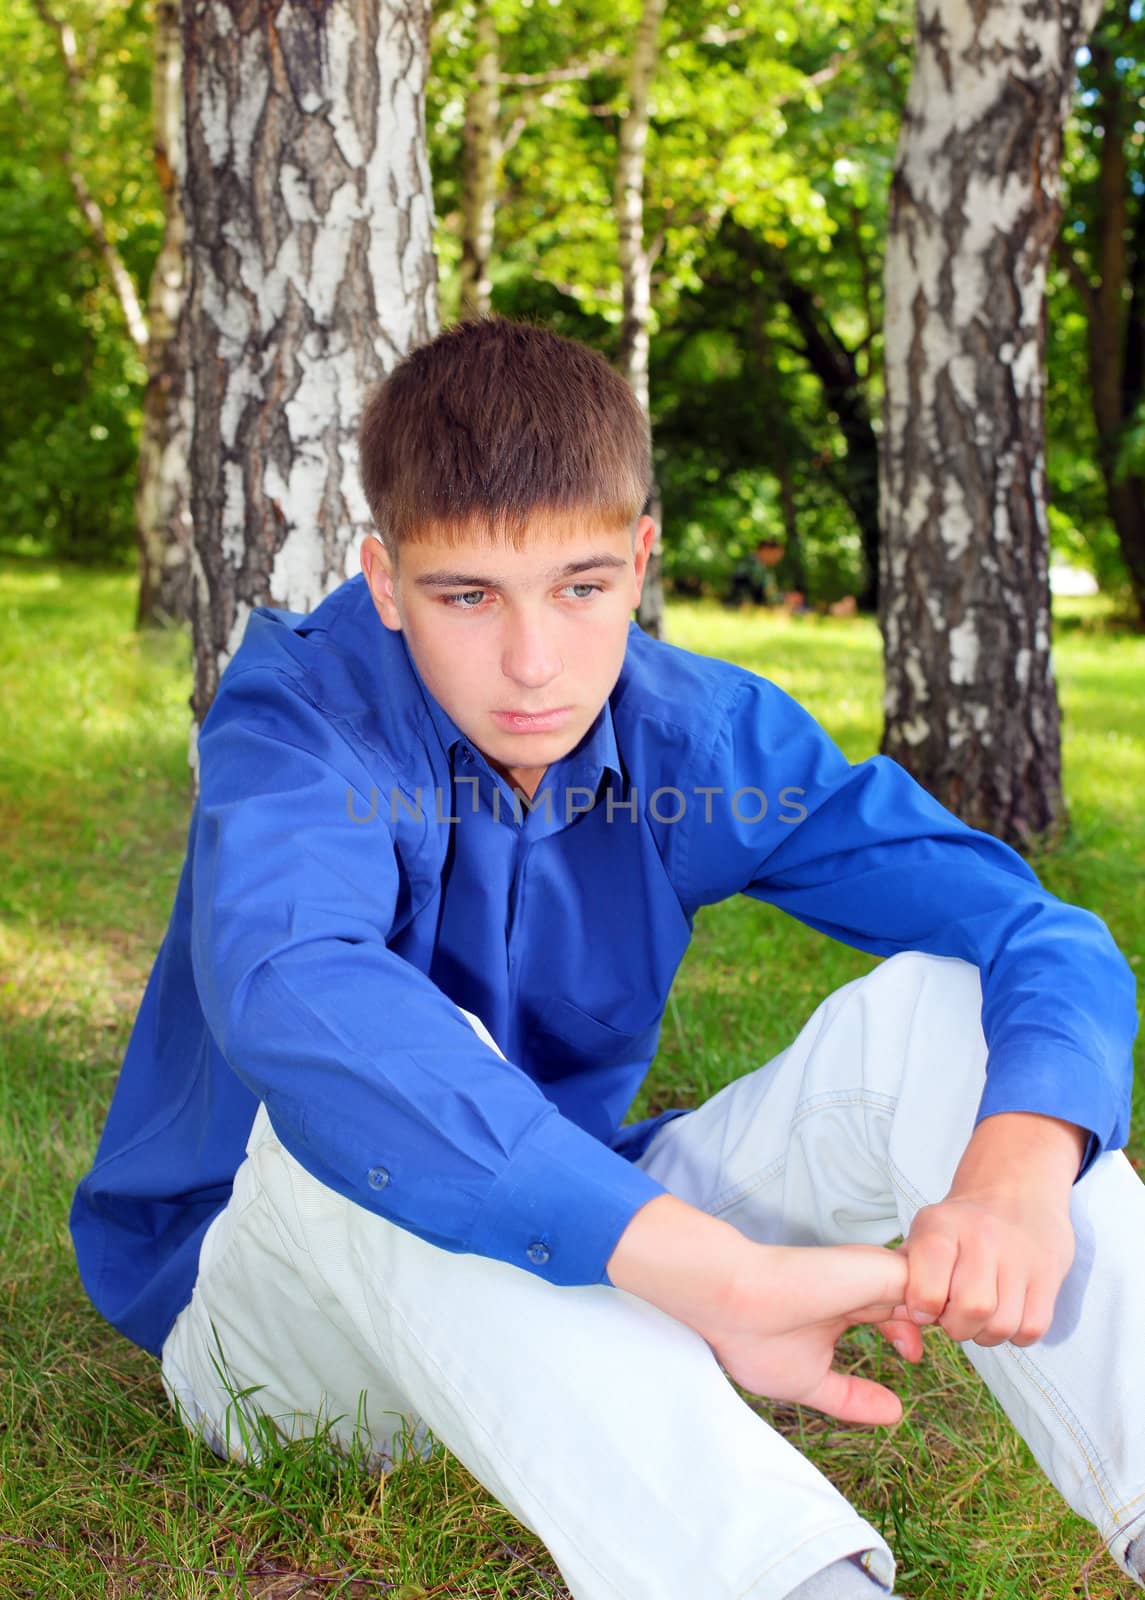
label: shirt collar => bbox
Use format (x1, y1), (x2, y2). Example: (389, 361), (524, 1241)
(400, 632), (623, 794)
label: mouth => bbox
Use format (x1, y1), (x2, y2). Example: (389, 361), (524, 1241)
(491, 707), (572, 733)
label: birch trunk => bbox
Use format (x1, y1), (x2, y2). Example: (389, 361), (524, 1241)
(183, 0), (438, 760)
(880, 0), (1103, 849)
(459, 2), (499, 320)
(135, 0), (193, 627)
(31, 1), (149, 351)
(615, 0), (665, 637)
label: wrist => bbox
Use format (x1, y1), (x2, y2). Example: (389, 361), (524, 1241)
(950, 1111), (1087, 1201)
(606, 1193), (760, 1343)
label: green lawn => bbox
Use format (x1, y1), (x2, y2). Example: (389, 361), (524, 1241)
(1, 557), (1142, 1598)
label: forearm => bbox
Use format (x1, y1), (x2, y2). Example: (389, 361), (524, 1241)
(950, 1110), (1089, 1199)
(607, 1194), (911, 1425)
(605, 1192), (756, 1342)
(607, 1119), (1088, 1354)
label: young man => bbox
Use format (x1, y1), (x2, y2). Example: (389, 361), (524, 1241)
(73, 319), (1144, 1600)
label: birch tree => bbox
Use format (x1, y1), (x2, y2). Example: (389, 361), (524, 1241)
(183, 0), (438, 749)
(459, 0), (500, 320)
(616, 0), (666, 638)
(29, 0), (150, 355)
(135, 0), (192, 628)
(880, 0), (1103, 849)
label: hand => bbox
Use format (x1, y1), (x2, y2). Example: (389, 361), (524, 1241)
(706, 1242), (911, 1427)
(605, 1196), (913, 1426)
(899, 1189), (1074, 1347)
(897, 1112), (1084, 1348)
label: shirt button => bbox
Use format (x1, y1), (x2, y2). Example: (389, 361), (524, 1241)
(526, 1241), (550, 1265)
(460, 746), (474, 763)
(366, 1165), (391, 1191)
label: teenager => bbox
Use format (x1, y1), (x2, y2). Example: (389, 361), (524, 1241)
(73, 318), (1145, 1599)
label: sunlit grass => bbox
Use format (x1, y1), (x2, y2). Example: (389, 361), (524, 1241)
(2, 560), (1142, 1597)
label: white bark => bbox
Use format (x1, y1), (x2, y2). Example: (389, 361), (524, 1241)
(32, 0), (149, 351)
(135, 0), (193, 626)
(183, 0), (438, 746)
(614, 0), (663, 416)
(615, 0), (665, 638)
(880, 0), (1103, 846)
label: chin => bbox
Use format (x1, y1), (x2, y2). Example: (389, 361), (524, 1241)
(493, 731), (573, 761)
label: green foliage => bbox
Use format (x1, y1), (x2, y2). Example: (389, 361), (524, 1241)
(2, 0), (1137, 602)
(0, 0), (158, 565)
(1120, 400), (1145, 478)
(429, 0), (911, 600)
(1044, 0), (1145, 600)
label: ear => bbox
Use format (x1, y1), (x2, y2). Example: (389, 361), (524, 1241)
(360, 533), (402, 632)
(631, 514), (657, 603)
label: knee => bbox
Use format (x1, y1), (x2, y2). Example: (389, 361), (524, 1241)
(868, 954), (987, 1072)
(874, 950), (982, 1007)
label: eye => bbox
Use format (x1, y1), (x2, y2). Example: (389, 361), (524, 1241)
(442, 590), (487, 609)
(561, 582), (603, 600)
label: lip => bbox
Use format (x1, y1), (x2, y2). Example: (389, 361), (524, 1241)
(491, 707), (572, 733)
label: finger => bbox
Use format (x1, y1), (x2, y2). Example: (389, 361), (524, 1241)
(843, 1297), (913, 1327)
(875, 1316), (924, 1363)
(804, 1369), (903, 1428)
(971, 1269), (1026, 1348)
(807, 1247), (910, 1326)
(903, 1227), (959, 1326)
(939, 1235), (999, 1343)
(1010, 1280), (1060, 1347)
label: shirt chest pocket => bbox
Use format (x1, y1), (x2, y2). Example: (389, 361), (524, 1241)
(527, 993), (663, 1080)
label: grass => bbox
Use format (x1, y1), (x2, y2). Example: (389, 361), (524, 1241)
(1, 556), (1142, 1598)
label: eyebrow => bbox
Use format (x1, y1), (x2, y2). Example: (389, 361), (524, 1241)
(413, 553), (629, 589)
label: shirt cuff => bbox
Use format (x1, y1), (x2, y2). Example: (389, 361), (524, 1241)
(974, 1042), (1127, 1180)
(466, 1109), (669, 1286)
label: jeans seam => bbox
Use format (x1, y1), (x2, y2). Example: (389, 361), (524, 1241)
(709, 1156), (785, 1217)
(708, 1090), (899, 1218)
(1000, 1346), (1120, 1523)
(1111, 1488), (1145, 1534)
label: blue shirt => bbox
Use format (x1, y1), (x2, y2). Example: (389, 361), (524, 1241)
(70, 574), (1138, 1357)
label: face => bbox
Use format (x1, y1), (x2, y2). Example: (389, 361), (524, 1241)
(361, 512), (656, 799)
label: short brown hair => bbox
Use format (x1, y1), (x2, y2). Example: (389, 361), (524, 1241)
(358, 318), (651, 554)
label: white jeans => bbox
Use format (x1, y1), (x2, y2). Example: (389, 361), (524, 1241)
(161, 953), (1145, 1599)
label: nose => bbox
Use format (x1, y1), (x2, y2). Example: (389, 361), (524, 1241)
(500, 605), (562, 691)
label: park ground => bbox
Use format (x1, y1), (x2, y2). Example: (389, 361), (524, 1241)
(1, 556), (1142, 1598)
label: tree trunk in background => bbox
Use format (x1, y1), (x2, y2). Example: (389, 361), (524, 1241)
(459, 1), (499, 320)
(747, 254), (807, 594)
(731, 225), (875, 607)
(615, 0), (666, 638)
(182, 0), (438, 769)
(880, 0), (1102, 851)
(135, 0), (193, 628)
(771, 261), (880, 612)
(31, 0), (149, 352)
(1057, 16), (1145, 624)
(1124, 173), (1145, 618)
